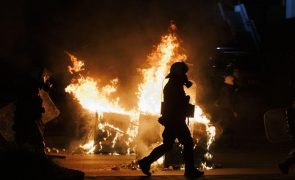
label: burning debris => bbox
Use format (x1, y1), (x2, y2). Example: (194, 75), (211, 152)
(71, 112), (138, 155)
(64, 23), (216, 170)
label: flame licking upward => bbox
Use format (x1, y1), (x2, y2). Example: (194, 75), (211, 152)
(79, 140), (96, 154)
(137, 23), (216, 168)
(65, 76), (123, 114)
(65, 23), (216, 167)
(65, 52), (138, 154)
(138, 31), (186, 115)
(66, 51), (85, 74)
(65, 52), (134, 116)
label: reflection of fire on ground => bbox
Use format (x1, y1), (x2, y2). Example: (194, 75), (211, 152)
(65, 23), (216, 169)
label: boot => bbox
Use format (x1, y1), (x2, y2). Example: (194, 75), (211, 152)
(138, 158), (151, 176)
(184, 168), (204, 178)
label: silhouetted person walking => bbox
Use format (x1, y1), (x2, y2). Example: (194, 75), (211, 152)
(138, 62), (204, 178)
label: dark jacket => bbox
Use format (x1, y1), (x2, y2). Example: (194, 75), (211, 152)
(162, 76), (189, 124)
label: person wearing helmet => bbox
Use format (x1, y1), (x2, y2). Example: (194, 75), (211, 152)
(138, 61), (204, 178)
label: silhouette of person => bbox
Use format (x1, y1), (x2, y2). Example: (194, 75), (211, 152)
(12, 65), (50, 156)
(215, 72), (239, 147)
(138, 62), (204, 178)
(279, 100), (295, 174)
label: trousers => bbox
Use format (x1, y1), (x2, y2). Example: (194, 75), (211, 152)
(144, 122), (195, 169)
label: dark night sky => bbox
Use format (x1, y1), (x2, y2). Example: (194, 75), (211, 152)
(0, 0), (236, 141)
(2, 0), (294, 140)
(0, 0), (229, 108)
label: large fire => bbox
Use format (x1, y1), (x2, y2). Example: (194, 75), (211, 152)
(65, 23), (216, 169)
(65, 51), (138, 154)
(65, 51), (130, 116)
(138, 32), (186, 115)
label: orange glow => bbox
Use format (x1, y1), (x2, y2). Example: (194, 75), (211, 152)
(66, 51), (85, 74)
(79, 140), (96, 154)
(65, 52), (138, 154)
(137, 23), (215, 169)
(65, 76), (125, 114)
(138, 26), (186, 115)
(65, 23), (216, 169)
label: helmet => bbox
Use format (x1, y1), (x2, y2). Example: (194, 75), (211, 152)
(166, 61), (188, 78)
(166, 61), (192, 88)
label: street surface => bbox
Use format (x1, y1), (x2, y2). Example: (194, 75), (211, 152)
(51, 138), (295, 179)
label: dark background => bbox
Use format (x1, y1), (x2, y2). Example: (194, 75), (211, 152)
(0, 0), (294, 148)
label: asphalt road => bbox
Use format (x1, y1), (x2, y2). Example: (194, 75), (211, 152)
(51, 139), (295, 179)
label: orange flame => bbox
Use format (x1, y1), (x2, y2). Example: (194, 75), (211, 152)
(65, 23), (216, 168)
(65, 52), (138, 154)
(137, 23), (215, 169)
(66, 51), (85, 74)
(138, 27), (186, 115)
(65, 76), (124, 114)
(79, 140), (96, 154)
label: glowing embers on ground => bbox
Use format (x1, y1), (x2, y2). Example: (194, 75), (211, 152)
(65, 23), (216, 169)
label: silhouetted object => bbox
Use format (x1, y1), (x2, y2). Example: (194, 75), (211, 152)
(12, 66), (51, 156)
(6, 65), (84, 179)
(0, 144), (84, 180)
(218, 2), (261, 51)
(215, 73), (239, 147)
(138, 62), (204, 178)
(279, 101), (295, 174)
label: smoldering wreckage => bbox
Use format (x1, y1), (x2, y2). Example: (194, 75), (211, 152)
(0, 25), (217, 174)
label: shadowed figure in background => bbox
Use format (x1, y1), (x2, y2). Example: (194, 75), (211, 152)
(214, 69), (239, 148)
(12, 65), (50, 156)
(138, 62), (204, 178)
(279, 100), (295, 174)
(4, 58), (84, 179)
